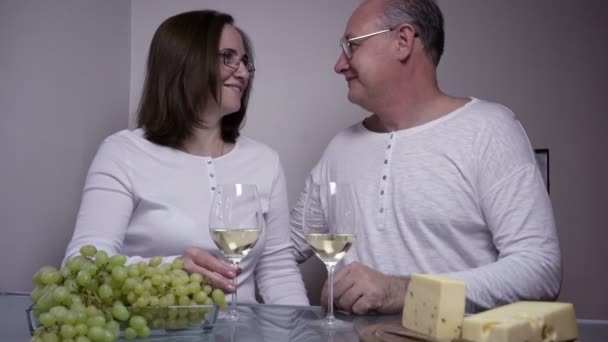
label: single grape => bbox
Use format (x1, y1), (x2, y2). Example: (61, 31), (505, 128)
(111, 303), (129, 321)
(31, 286), (44, 303)
(86, 326), (105, 342)
(64, 279), (79, 293)
(110, 266), (128, 283)
(124, 327), (137, 340)
(171, 258), (184, 270)
(67, 256), (86, 272)
(52, 286), (69, 304)
(49, 305), (69, 322)
(39, 312), (56, 327)
(129, 315), (147, 330)
(63, 309), (78, 325)
(41, 331), (59, 342)
(97, 284), (113, 301)
(80, 245), (97, 258)
(149, 256), (162, 267)
(212, 288), (227, 310)
(75, 322), (88, 336)
(189, 273), (203, 284)
(137, 325), (151, 338)
(94, 250), (109, 267)
(60, 266), (72, 278)
(86, 314), (106, 328)
(40, 267), (62, 285)
(108, 254), (127, 267)
(60, 324), (77, 339)
(76, 271), (91, 287)
(193, 291), (208, 304)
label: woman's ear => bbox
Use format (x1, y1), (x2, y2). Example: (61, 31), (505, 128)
(394, 23), (418, 61)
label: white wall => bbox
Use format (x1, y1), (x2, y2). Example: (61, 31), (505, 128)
(0, 1), (131, 290)
(1, 0), (606, 319)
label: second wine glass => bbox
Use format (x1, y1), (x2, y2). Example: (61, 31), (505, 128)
(303, 181), (358, 330)
(209, 183), (263, 321)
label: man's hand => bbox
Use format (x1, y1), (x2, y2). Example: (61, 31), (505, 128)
(182, 247), (240, 293)
(320, 262), (408, 315)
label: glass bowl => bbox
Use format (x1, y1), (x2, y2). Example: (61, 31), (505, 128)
(27, 304), (219, 338)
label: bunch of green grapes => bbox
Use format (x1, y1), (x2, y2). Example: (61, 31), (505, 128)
(30, 245), (227, 341)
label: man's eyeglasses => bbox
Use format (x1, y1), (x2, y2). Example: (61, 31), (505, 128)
(340, 27), (419, 59)
(219, 50), (255, 73)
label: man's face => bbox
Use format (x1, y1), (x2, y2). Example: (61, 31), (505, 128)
(334, 0), (394, 111)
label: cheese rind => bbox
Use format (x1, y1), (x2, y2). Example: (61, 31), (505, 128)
(402, 274), (466, 340)
(462, 301), (578, 342)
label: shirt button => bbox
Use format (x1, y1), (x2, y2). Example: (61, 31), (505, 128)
(387, 145), (391, 149)
(380, 190), (384, 195)
(211, 187), (216, 191)
(382, 175), (387, 180)
(209, 173), (214, 177)
(207, 160), (212, 164)
(379, 208), (384, 213)
(384, 159), (388, 164)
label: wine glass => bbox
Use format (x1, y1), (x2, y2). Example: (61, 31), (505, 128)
(209, 184), (263, 321)
(303, 181), (358, 329)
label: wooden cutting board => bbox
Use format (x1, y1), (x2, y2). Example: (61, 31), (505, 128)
(359, 320), (458, 342)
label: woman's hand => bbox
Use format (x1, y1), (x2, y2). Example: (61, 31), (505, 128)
(182, 247), (240, 293)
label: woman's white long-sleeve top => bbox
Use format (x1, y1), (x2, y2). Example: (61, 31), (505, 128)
(64, 129), (309, 305)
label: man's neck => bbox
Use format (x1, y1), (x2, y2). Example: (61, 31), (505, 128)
(365, 84), (469, 133)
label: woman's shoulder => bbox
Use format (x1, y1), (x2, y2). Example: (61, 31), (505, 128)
(100, 128), (145, 148)
(97, 128), (180, 164)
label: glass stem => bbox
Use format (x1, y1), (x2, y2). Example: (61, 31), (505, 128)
(326, 264), (336, 324)
(229, 261), (239, 318)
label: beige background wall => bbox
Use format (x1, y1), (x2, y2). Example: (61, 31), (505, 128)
(1, 0), (606, 319)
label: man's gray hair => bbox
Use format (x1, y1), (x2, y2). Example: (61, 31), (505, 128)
(379, 0), (445, 65)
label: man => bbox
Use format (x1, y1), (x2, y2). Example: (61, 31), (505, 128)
(291, 0), (560, 314)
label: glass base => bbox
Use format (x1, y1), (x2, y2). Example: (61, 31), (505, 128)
(216, 307), (256, 322)
(307, 317), (353, 331)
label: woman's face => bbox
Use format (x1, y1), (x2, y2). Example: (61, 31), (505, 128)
(216, 24), (251, 116)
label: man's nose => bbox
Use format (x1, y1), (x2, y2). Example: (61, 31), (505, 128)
(334, 51), (349, 74)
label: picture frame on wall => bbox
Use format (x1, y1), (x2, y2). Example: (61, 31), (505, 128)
(534, 148), (550, 193)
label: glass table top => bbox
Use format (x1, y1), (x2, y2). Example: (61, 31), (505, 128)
(2, 292), (607, 341)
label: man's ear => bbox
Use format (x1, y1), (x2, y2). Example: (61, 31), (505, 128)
(394, 23), (417, 61)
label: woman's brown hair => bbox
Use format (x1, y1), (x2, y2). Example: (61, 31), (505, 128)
(136, 10), (254, 147)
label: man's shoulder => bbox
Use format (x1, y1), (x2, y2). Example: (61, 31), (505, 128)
(463, 98), (517, 125)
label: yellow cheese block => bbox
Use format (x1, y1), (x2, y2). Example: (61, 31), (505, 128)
(462, 301), (578, 342)
(402, 274), (466, 340)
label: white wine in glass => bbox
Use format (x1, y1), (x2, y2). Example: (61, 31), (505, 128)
(209, 184), (263, 321)
(303, 181), (357, 329)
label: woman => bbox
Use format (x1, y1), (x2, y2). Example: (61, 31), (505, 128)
(63, 10), (309, 306)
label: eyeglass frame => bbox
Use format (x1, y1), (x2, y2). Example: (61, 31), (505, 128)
(339, 26), (419, 59)
(218, 50), (256, 73)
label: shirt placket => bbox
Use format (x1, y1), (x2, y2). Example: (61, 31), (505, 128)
(206, 159), (218, 192)
(376, 133), (395, 230)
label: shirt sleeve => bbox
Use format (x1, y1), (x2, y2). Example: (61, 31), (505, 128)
(442, 115), (561, 312)
(62, 138), (180, 266)
(254, 155), (310, 305)
(289, 172), (316, 263)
